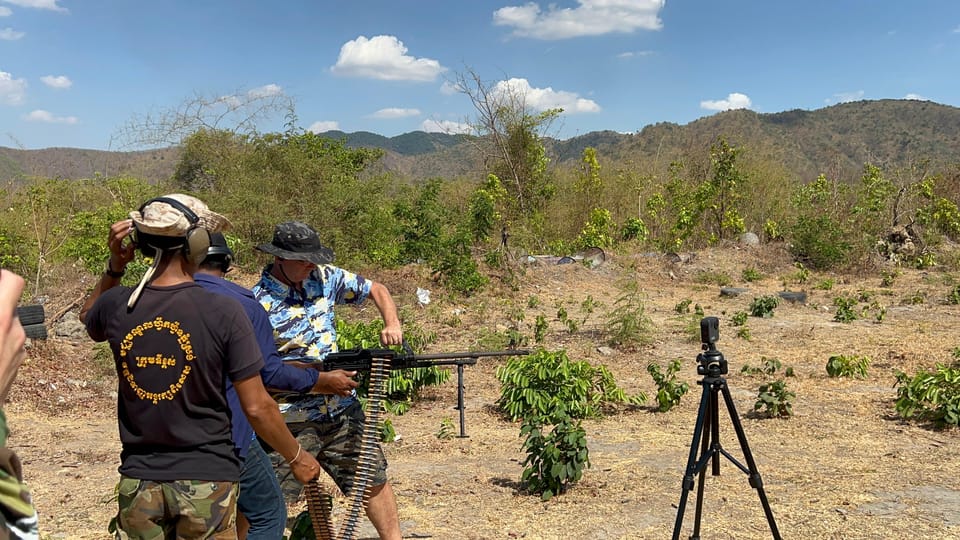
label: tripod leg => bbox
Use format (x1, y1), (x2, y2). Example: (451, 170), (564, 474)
(719, 382), (783, 540)
(691, 382), (719, 540)
(672, 382), (711, 540)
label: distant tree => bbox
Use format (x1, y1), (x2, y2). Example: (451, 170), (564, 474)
(453, 68), (560, 248)
(111, 88), (293, 149)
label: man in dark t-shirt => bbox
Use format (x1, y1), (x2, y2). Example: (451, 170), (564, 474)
(80, 194), (321, 539)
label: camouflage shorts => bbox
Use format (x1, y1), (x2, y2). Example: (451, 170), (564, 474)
(114, 476), (238, 540)
(267, 401), (388, 504)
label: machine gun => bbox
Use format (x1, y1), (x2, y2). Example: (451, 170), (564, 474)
(321, 343), (530, 437)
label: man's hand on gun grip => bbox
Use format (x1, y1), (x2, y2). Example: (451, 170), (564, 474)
(312, 370), (359, 396)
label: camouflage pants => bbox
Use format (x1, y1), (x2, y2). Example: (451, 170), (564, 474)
(267, 401), (388, 505)
(114, 476), (238, 540)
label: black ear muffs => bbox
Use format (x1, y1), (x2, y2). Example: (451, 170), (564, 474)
(137, 197), (211, 265)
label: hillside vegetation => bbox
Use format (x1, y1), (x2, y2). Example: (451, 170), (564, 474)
(3, 100), (959, 186)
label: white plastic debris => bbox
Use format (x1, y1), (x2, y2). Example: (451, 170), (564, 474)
(416, 287), (431, 306)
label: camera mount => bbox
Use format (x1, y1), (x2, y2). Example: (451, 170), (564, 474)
(672, 317), (782, 540)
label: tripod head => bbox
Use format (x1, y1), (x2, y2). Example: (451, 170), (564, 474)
(696, 316), (728, 377)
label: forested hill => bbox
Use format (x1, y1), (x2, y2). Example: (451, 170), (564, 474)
(2, 99), (958, 185)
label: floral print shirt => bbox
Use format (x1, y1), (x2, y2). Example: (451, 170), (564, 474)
(253, 263), (372, 421)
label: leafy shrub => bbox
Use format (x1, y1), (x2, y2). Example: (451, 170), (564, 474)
(520, 413), (589, 501)
(880, 269), (900, 287)
(894, 364), (960, 427)
(432, 231), (488, 296)
(730, 311), (748, 326)
(436, 418), (456, 440)
(620, 217), (649, 242)
(576, 207), (615, 249)
(534, 314), (548, 343)
(833, 295), (859, 323)
(675, 299), (693, 314)
(825, 355), (870, 378)
(813, 278), (835, 291)
(647, 359), (690, 412)
(754, 380), (795, 418)
(604, 280), (654, 349)
(947, 285), (960, 305)
(496, 349), (646, 422)
(749, 295), (779, 318)
(741, 267), (763, 282)
(789, 214), (851, 269)
(741, 357), (794, 377)
(695, 271), (732, 286)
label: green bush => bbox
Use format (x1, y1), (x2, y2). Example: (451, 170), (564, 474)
(741, 267), (763, 282)
(754, 380), (795, 418)
(895, 364), (960, 427)
(826, 355), (870, 378)
(495, 349), (645, 422)
(604, 280), (654, 349)
(620, 217), (649, 242)
(520, 413), (589, 501)
(749, 295), (779, 318)
(647, 359), (689, 412)
(833, 295), (859, 323)
(741, 357), (794, 377)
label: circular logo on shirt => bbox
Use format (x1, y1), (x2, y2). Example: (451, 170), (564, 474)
(119, 316), (195, 404)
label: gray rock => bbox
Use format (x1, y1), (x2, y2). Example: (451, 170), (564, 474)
(739, 232), (760, 245)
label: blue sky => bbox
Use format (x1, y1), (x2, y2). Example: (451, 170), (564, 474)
(1, 0), (959, 150)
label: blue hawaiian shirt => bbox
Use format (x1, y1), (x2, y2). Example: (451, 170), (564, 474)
(253, 263), (372, 421)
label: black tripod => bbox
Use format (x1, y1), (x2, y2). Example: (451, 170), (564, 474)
(672, 317), (782, 540)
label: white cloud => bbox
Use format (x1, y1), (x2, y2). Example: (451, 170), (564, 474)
(904, 93), (927, 100)
(370, 108), (420, 119)
(331, 35), (444, 82)
(24, 109), (78, 124)
(0, 70), (27, 105)
(0, 27), (24, 40)
(214, 95), (240, 108)
(422, 119), (472, 135)
(440, 80), (460, 95)
(700, 92), (753, 111)
(0, 7), (11, 16)
(248, 83), (283, 98)
(1, 0), (68, 12)
(825, 90), (865, 104)
(307, 120), (339, 133)
(494, 0), (665, 40)
(617, 50), (654, 59)
(40, 74), (71, 89)
(492, 78), (601, 113)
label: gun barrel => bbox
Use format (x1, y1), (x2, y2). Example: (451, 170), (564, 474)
(411, 349), (530, 361)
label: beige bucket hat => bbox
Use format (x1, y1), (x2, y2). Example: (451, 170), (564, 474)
(129, 193), (230, 236)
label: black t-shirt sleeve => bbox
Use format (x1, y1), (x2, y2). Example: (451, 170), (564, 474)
(84, 287), (128, 342)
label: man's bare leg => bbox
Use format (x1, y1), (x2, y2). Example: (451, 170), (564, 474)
(365, 481), (401, 540)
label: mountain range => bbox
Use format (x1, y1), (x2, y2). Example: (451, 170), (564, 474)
(2, 99), (958, 186)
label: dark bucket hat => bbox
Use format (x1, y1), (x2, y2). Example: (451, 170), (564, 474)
(256, 221), (334, 264)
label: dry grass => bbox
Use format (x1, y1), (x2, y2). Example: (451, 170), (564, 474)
(7, 243), (960, 539)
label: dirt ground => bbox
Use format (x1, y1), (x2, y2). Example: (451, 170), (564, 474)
(6, 243), (960, 540)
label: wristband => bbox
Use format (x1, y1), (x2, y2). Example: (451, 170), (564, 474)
(289, 444), (303, 464)
(105, 261), (125, 278)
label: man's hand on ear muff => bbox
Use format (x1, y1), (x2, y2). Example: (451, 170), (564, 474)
(107, 219), (137, 273)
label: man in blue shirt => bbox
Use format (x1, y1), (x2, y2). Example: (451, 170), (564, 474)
(195, 232), (358, 539)
(253, 221), (403, 540)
